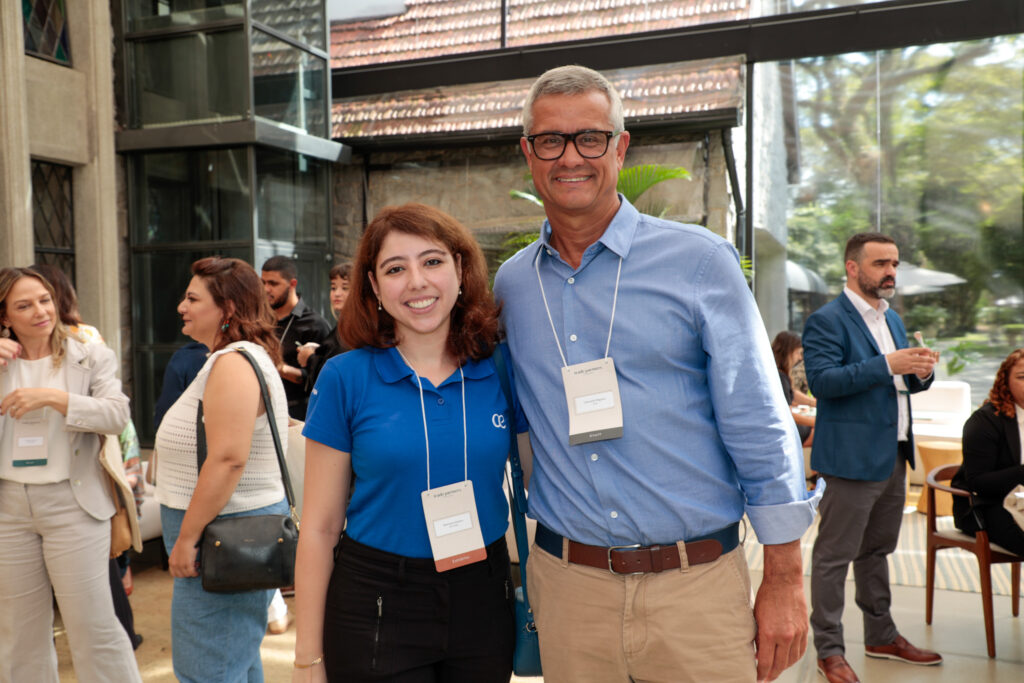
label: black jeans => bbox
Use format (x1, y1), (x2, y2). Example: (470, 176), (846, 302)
(324, 535), (515, 683)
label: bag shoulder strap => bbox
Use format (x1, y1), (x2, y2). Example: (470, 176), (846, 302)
(194, 347), (297, 519)
(493, 344), (532, 602)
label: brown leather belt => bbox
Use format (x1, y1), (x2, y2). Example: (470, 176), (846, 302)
(535, 522), (738, 574)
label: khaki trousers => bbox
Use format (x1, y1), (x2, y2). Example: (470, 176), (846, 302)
(527, 540), (756, 683)
(0, 480), (142, 683)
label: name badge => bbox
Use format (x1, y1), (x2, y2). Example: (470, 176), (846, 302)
(13, 411), (48, 467)
(421, 480), (487, 572)
(562, 357), (624, 445)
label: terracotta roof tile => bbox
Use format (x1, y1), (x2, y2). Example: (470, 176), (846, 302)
(331, 0), (748, 67)
(332, 56), (743, 139)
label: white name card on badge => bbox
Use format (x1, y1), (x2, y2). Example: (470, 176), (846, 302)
(421, 480), (487, 572)
(12, 411), (48, 467)
(562, 357), (624, 446)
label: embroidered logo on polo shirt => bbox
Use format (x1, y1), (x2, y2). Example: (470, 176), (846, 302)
(491, 413), (507, 429)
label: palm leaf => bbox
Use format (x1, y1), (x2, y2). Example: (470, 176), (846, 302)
(616, 164), (690, 203)
(509, 189), (544, 207)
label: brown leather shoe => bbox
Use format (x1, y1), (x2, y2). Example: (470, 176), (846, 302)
(864, 635), (943, 665)
(817, 655), (860, 683)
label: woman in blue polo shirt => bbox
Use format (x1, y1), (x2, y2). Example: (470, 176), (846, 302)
(292, 203), (524, 682)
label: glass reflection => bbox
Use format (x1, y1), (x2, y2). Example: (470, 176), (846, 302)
(132, 149), (251, 245)
(130, 30), (248, 128)
(252, 30), (327, 137)
(255, 148), (328, 245)
(252, 0), (326, 50)
(125, 0), (244, 32)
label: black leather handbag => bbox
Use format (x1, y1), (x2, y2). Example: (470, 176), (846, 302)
(196, 348), (300, 593)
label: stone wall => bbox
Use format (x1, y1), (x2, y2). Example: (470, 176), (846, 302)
(331, 131), (732, 269)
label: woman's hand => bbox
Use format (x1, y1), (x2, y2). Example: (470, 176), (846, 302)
(0, 387), (69, 418)
(0, 339), (21, 367)
(291, 662), (327, 683)
(168, 535), (201, 578)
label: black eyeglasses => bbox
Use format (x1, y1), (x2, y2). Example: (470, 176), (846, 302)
(525, 130), (617, 161)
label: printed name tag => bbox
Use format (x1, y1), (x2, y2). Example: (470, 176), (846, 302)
(421, 480), (487, 572)
(562, 357), (624, 445)
(574, 391), (614, 414)
(13, 412), (48, 467)
(434, 512), (472, 537)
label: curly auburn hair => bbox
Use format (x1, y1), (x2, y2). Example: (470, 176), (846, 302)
(190, 257), (282, 367)
(986, 348), (1024, 418)
(340, 203), (500, 362)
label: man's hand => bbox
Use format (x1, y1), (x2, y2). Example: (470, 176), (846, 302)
(278, 362), (304, 384)
(886, 347), (936, 379)
(297, 342), (320, 368)
(754, 540), (807, 682)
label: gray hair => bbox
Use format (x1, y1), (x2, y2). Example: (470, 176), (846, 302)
(521, 65), (625, 136)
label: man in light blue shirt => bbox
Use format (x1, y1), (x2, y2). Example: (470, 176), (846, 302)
(493, 65), (822, 683)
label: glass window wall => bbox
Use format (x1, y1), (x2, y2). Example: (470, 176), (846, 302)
(255, 148), (328, 246)
(252, 0), (326, 50)
(132, 148), (252, 244)
(129, 29), (248, 128)
(252, 30), (327, 136)
(124, 0), (244, 32)
(755, 36), (1024, 405)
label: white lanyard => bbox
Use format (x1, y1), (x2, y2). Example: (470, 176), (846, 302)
(394, 347), (467, 490)
(534, 247), (623, 367)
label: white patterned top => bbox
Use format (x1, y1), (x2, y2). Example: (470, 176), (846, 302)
(154, 341), (287, 514)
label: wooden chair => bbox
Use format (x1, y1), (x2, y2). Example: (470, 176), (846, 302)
(925, 464), (1022, 657)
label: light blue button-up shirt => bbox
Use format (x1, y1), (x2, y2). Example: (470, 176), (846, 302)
(494, 197), (822, 547)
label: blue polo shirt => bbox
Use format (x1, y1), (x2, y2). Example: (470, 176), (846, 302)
(303, 346), (526, 558)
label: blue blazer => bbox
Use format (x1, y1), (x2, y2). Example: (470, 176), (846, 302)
(802, 293), (932, 481)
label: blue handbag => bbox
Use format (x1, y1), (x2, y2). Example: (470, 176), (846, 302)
(494, 345), (543, 677)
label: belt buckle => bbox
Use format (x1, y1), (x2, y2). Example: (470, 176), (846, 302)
(607, 543), (642, 574)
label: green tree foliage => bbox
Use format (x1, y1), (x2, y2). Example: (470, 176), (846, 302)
(788, 37), (1023, 337)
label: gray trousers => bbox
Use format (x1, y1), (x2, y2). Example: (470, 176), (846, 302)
(810, 452), (908, 658)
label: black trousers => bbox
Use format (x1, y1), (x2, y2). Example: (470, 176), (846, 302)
(323, 535), (515, 683)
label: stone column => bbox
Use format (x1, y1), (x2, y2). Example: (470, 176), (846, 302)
(0, 3), (34, 266)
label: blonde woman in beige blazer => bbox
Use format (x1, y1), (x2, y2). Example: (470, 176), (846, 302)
(0, 267), (142, 683)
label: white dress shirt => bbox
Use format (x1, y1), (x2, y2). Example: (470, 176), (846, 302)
(1016, 405), (1024, 464)
(844, 287), (910, 441)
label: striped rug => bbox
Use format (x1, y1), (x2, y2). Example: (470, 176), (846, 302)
(743, 509), (1019, 596)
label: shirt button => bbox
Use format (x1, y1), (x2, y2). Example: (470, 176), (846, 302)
(569, 334), (578, 342)
(437, 398), (445, 406)
(590, 453), (599, 461)
(610, 511), (618, 519)
(546, 248), (553, 256)
(567, 277), (575, 284)
(73, 480), (81, 486)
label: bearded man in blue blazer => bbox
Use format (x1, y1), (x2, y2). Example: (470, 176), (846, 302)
(803, 232), (942, 683)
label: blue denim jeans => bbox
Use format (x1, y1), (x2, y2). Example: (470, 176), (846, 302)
(161, 499), (288, 683)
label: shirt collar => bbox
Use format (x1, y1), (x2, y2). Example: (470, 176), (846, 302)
(844, 286), (889, 318)
(535, 194), (639, 264)
(373, 346), (495, 385)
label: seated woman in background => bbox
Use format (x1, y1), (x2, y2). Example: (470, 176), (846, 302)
(298, 261), (352, 395)
(952, 348), (1024, 555)
(771, 330), (816, 446)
